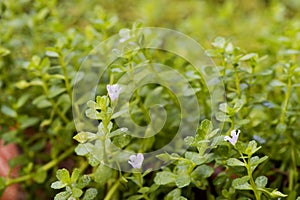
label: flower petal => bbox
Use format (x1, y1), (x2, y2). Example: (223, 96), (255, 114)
(224, 136), (231, 142)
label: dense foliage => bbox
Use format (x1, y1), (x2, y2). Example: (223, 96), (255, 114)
(1, 0), (300, 199)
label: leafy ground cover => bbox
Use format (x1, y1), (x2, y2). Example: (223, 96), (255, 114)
(0, 0), (300, 199)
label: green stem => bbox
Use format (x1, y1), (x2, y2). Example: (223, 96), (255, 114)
(42, 147), (74, 171)
(248, 64), (255, 98)
(288, 142), (297, 191)
(221, 55), (227, 77)
(104, 180), (120, 200)
(41, 75), (69, 123)
(136, 172), (143, 187)
(234, 65), (241, 98)
(280, 75), (292, 124)
(143, 194), (150, 200)
(5, 174), (31, 186)
(6, 147), (74, 186)
(239, 152), (260, 200)
(59, 53), (72, 101)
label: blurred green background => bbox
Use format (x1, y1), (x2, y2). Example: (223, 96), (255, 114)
(2, 0), (300, 57)
(1, 0), (300, 199)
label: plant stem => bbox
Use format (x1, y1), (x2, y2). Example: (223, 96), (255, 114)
(104, 180), (120, 200)
(41, 75), (69, 123)
(234, 65), (241, 98)
(279, 69), (296, 191)
(239, 152), (260, 200)
(6, 147), (74, 186)
(42, 147), (74, 171)
(280, 75), (292, 124)
(59, 53), (72, 101)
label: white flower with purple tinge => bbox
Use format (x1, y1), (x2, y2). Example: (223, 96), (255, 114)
(128, 153), (144, 169)
(224, 129), (240, 145)
(106, 84), (122, 101)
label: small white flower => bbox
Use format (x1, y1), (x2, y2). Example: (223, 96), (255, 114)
(224, 129), (240, 145)
(106, 84), (122, 101)
(128, 153), (144, 169)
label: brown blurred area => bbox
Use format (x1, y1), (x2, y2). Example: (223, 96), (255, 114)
(0, 140), (20, 200)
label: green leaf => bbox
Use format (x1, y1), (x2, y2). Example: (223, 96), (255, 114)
(87, 153), (101, 167)
(0, 47), (10, 56)
(15, 80), (30, 89)
(270, 80), (286, 87)
(127, 195), (144, 200)
(232, 176), (252, 190)
(29, 79), (43, 86)
(138, 187), (150, 194)
(154, 171), (177, 185)
(275, 123), (287, 134)
(111, 108), (128, 119)
(73, 132), (97, 143)
(107, 127), (128, 138)
(33, 169), (47, 183)
(77, 175), (91, 189)
(200, 119), (213, 133)
(215, 112), (231, 122)
(191, 165), (214, 179)
(54, 191), (72, 200)
(48, 74), (66, 80)
(56, 169), (71, 184)
(212, 37), (226, 49)
(87, 100), (100, 110)
(255, 176), (267, 188)
(175, 160), (193, 174)
(142, 168), (152, 177)
(165, 188), (187, 200)
(96, 96), (109, 110)
(32, 95), (52, 108)
(219, 103), (232, 114)
(250, 156), (268, 172)
(184, 136), (194, 146)
(94, 162), (112, 185)
(205, 49), (221, 57)
(233, 99), (245, 112)
(225, 42), (234, 53)
(239, 53), (257, 61)
(1, 105), (17, 118)
(226, 158), (245, 167)
(235, 142), (247, 153)
(156, 153), (172, 162)
(40, 119), (52, 127)
(71, 169), (80, 182)
(149, 184), (159, 193)
(75, 143), (93, 156)
(270, 189), (287, 198)
(112, 134), (131, 148)
(85, 108), (100, 119)
(176, 174), (191, 188)
(51, 181), (67, 189)
(82, 188), (98, 200)
(16, 94), (30, 108)
(19, 116), (39, 129)
(72, 187), (83, 198)
(48, 86), (66, 98)
(185, 152), (204, 165)
(45, 50), (59, 57)
(245, 140), (261, 155)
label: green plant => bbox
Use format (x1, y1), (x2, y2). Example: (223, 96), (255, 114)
(1, 0), (300, 199)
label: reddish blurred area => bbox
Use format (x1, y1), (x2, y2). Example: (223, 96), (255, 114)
(0, 140), (20, 200)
